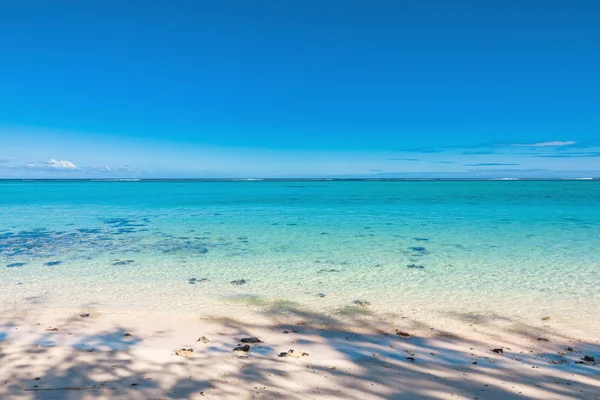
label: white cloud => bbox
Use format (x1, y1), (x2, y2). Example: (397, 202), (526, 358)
(87, 164), (113, 172)
(45, 159), (78, 170)
(510, 141), (576, 147)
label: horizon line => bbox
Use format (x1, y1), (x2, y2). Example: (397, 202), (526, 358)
(1, 178), (599, 182)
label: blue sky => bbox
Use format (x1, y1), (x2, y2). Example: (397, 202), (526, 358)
(1, 1), (599, 178)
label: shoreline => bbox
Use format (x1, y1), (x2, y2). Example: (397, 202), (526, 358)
(1, 307), (598, 399)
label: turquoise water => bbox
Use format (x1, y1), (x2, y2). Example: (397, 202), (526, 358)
(1, 180), (599, 329)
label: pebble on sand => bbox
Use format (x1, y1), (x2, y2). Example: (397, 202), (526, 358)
(233, 344), (251, 352)
(240, 337), (262, 343)
(279, 349), (309, 358)
(175, 348), (194, 357)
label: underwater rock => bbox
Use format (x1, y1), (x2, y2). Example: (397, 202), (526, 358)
(188, 277), (209, 284)
(113, 260), (134, 266)
(317, 293), (326, 298)
(413, 238), (429, 241)
(231, 279), (247, 286)
(409, 246), (427, 253)
(102, 218), (146, 228)
(6, 262), (26, 268)
(407, 264), (425, 269)
(160, 240), (209, 255)
(115, 228), (138, 234)
(317, 269), (340, 273)
(76, 228), (102, 234)
(44, 261), (61, 266)
(582, 355), (596, 362)
(353, 300), (371, 307)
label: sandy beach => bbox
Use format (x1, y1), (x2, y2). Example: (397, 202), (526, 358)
(1, 305), (598, 400)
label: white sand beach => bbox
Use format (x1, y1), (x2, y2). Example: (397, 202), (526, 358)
(1, 306), (598, 399)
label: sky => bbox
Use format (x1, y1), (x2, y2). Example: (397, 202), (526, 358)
(1, 0), (599, 178)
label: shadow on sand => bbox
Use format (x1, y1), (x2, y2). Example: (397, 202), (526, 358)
(0, 301), (598, 399)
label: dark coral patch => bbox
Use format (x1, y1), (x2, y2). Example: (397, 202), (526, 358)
(44, 261), (62, 266)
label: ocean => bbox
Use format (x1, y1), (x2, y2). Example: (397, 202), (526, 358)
(1, 180), (599, 333)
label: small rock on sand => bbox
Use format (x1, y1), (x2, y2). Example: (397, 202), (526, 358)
(240, 337), (262, 343)
(196, 336), (210, 343)
(175, 348), (194, 357)
(80, 313), (90, 318)
(541, 316), (551, 321)
(491, 348), (504, 354)
(395, 330), (410, 337)
(582, 355), (596, 362)
(233, 344), (251, 352)
(353, 300), (371, 307)
(45, 328), (59, 332)
(231, 279), (247, 286)
(279, 349), (309, 358)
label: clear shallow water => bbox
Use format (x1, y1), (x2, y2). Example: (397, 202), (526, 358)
(1, 181), (599, 330)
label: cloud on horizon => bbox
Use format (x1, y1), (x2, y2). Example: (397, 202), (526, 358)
(463, 163), (520, 167)
(42, 159), (78, 170)
(532, 151), (600, 158)
(0, 158), (140, 177)
(402, 140), (578, 154)
(508, 141), (576, 147)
